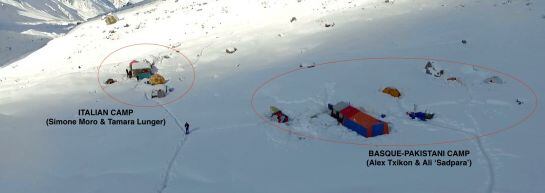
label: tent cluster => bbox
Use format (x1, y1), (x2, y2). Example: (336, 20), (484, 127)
(125, 59), (170, 98)
(425, 61), (504, 85)
(265, 61), (509, 139)
(328, 102), (389, 138)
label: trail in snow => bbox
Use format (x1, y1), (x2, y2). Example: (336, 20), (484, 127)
(427, 121), (495, 193)
(461, 80), (495, 193)
(467, 109), (495, 193)
(396, 85), (495, 193)
(157, 135), (188, 193)
(191, 42), (214, 66)
(156, 102), (189, 193)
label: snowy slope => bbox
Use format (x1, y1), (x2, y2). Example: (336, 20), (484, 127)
(1, 0), (544, 193)
(1, 0), (115, 21)
(0, 0), (147, 66)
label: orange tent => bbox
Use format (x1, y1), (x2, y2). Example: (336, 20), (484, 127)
(382, 87), (401, 98)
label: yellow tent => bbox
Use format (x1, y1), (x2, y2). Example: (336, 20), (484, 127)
(149, 74), (166, 85)
(104, 14), (118, 25)
(382, 87), (401, 98)
(270, 106), (280, 114)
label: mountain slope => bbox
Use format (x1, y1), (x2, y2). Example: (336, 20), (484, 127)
(0, 0), (146, 66)
(0, 0), (544, 193)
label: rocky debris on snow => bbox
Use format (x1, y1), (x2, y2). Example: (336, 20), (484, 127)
(325, 22), (335, 27)
(290, 17), (297, 23)
(135, 23), (145, 29)
(261, 1), (269, 9)
(106, 30), (119, 40)
(299, 62), (316, 68)
(169, 42), (182, 48)
(226, 47), (238, 54)
(484, 76), (504, 84)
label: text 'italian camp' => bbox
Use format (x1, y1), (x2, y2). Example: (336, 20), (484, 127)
(78, 109), (134, 116)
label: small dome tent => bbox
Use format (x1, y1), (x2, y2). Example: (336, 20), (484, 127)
(149, 74), (166, 85)
(382, 87), (401, 98)
(104, 14), (118, 25)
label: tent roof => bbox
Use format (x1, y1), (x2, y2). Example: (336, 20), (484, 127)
(332, 101), (349, 112)
(130, 60), (151, 69)
(348, 112), (380, 130)
(340, 106), (359, 118)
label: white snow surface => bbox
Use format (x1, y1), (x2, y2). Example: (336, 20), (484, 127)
(1, 0), (545, 193)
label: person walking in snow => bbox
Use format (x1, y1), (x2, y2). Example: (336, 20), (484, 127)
(184, 122), (190, 135)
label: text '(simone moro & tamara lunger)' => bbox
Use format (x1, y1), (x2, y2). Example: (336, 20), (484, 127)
(45, 109), (166, 127)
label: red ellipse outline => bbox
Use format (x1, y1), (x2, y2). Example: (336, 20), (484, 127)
(251, 57), (539, 147)
(97, 43), (196, 108)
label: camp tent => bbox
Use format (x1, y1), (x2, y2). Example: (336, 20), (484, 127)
(382, 87), (401, 98)
(328, 102), (389, 138)
(149, 74), (166, 85)
(104, 14), (118, 25)
(270, 106), (280, 114)
(484, 76), (504, 84)
(129, 60), (152, 80)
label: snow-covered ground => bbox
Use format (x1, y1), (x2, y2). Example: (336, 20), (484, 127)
(1, 0), (544, 192)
